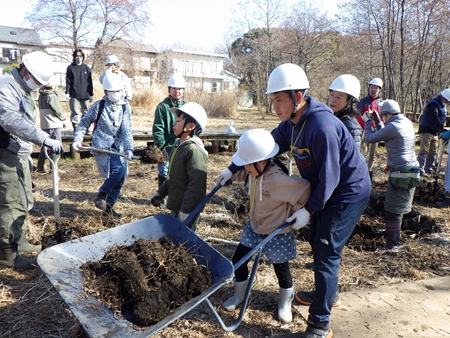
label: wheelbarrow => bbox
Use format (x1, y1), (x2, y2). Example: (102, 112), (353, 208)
(37, 181), (293, 336)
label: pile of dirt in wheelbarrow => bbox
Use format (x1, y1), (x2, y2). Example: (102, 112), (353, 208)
(80, 237), (213, 327)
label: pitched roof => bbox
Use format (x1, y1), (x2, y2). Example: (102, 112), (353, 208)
(0, 25), (44, 47)
(109, 40), (159, 54)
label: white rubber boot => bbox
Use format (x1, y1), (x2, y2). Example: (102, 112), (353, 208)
(278, 286), (294, 323)
(223, 278), (249, 311)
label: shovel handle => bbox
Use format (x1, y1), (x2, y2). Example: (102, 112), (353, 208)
(183, 180), (232, 228)
(78, 146), (140, 160)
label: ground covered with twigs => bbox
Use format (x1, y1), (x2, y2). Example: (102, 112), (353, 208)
(1, 115), (449, 337)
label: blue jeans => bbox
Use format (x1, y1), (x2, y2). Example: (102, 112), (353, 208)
(99, 155), (126, 206)
(309, 196), (369, 324)
(157, 161), (169, 178)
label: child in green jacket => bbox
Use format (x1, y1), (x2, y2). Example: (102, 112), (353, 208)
(151, 102), (208, 232)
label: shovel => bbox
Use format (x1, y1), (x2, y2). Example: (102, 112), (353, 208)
(42, 147), (73, 243)
(78, 146), (141, 160)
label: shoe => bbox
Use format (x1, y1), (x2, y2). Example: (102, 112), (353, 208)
(295, 290), (341, 307)
(305, 262), (315, 270)
(420, 171), (428, 177)
(104, 204), (122, 218)
(94, 196), (107, 211)
(305, 317), (333, 338)
(436, 196), (450, 208)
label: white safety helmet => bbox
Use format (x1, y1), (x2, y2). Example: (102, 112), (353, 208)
(369, 77), (383, 89)
(232, 129), (279, 166)
(22, 51), (54, 85)
(329, 74), (360, 100)
(440, 89), (450, 101)
(105, 55), (120, 65)
(102, 72), (124, 91)
(170, 102), (207, 133)
(168, 73), (186, 88)
(379, 99), (400, 115)
(266, 63), (309, 94)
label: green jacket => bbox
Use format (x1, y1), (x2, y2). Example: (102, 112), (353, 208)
(158, 136), (208, 214)
(152, 96), (185, 156)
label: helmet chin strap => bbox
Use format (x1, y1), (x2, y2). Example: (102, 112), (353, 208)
(290, 90), (298, 120)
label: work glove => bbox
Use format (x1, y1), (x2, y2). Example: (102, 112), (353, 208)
(151, 192), (163, 207)
(89, 96), (93, 102)
(217, 168), (232, 186)
(65, 93), (70, 100)
(124, 150), (133, 161)
(178, 211), (190, 222)
(286, 208), (310, 230)
(43, 138), (64, 155)
(362, 110), (372, 122)
(72, 142), (82, 151)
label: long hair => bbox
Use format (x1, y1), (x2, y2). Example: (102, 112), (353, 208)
(72, 49), (85, 63)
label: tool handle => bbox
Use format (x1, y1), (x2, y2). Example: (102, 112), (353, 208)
(183, 180), (232, 229)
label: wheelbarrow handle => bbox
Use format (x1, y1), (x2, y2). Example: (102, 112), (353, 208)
(183, 180), (232, 228)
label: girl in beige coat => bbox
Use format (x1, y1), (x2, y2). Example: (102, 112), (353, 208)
(222, 129), (311, 323)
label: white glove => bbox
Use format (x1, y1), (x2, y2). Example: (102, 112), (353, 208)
(43, 138), (64, 154)
(216, 168), (232, 186)
(124, 150), (133, 161)
(286, 208), (310, 230)
(178, 211), (190, 222)
(65, 93), (70, 100)
(363, 110), (372, 122)
(72, 142), (82, 151)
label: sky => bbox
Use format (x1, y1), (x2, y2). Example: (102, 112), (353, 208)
(0, 0), (344, 53)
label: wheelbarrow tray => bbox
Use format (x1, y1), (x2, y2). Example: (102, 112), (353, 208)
(37, 214), (234, 337)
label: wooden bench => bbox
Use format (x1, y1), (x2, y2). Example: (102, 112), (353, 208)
(61, 130), (243, 159)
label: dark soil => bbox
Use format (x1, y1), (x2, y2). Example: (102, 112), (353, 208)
(80, 237), (213, 327)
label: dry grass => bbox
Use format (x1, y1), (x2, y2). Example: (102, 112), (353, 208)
(5, 106), (450, 337)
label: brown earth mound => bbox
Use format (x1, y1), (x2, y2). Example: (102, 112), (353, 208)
(80, 237), (213, 327)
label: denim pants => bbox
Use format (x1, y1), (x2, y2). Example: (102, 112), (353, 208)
(99, 155), (126, 206)
(157, 161), (169, 178)
(308, 196), (369, 324)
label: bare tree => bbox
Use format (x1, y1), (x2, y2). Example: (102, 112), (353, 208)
(25, 0), (151, 73)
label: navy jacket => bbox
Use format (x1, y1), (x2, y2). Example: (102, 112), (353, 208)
(418, 95), (446, 135)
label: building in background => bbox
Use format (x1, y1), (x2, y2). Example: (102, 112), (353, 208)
(158, 49), (240, 93)
(0, 26), (45, 74)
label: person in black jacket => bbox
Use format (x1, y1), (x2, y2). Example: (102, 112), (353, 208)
(65, 49), (93, 130)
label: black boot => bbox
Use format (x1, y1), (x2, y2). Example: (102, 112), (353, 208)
(386, 230), (401, 249)
(157, 175), (167, 208)
(95, 193), (107, 211)
(0, 245), (37, 269)
(17, 235), (42, 254)
(105, 204), (122, 218)
(436, 196), (450, 208)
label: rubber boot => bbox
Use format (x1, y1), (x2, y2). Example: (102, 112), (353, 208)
(158, 175), (167, 208)
(17, 235), (42, 254)
(385, 213), (402, 249)
(223, 278), (249, 311)
(0, 245), (37, 270)
(436, 196), (450, 208)
(278, 286), (294, 323)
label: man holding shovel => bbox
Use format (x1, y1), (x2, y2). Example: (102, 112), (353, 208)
(0, 51), (64, 269)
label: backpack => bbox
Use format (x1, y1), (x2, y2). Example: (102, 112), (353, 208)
(92, 99), (126, 133)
